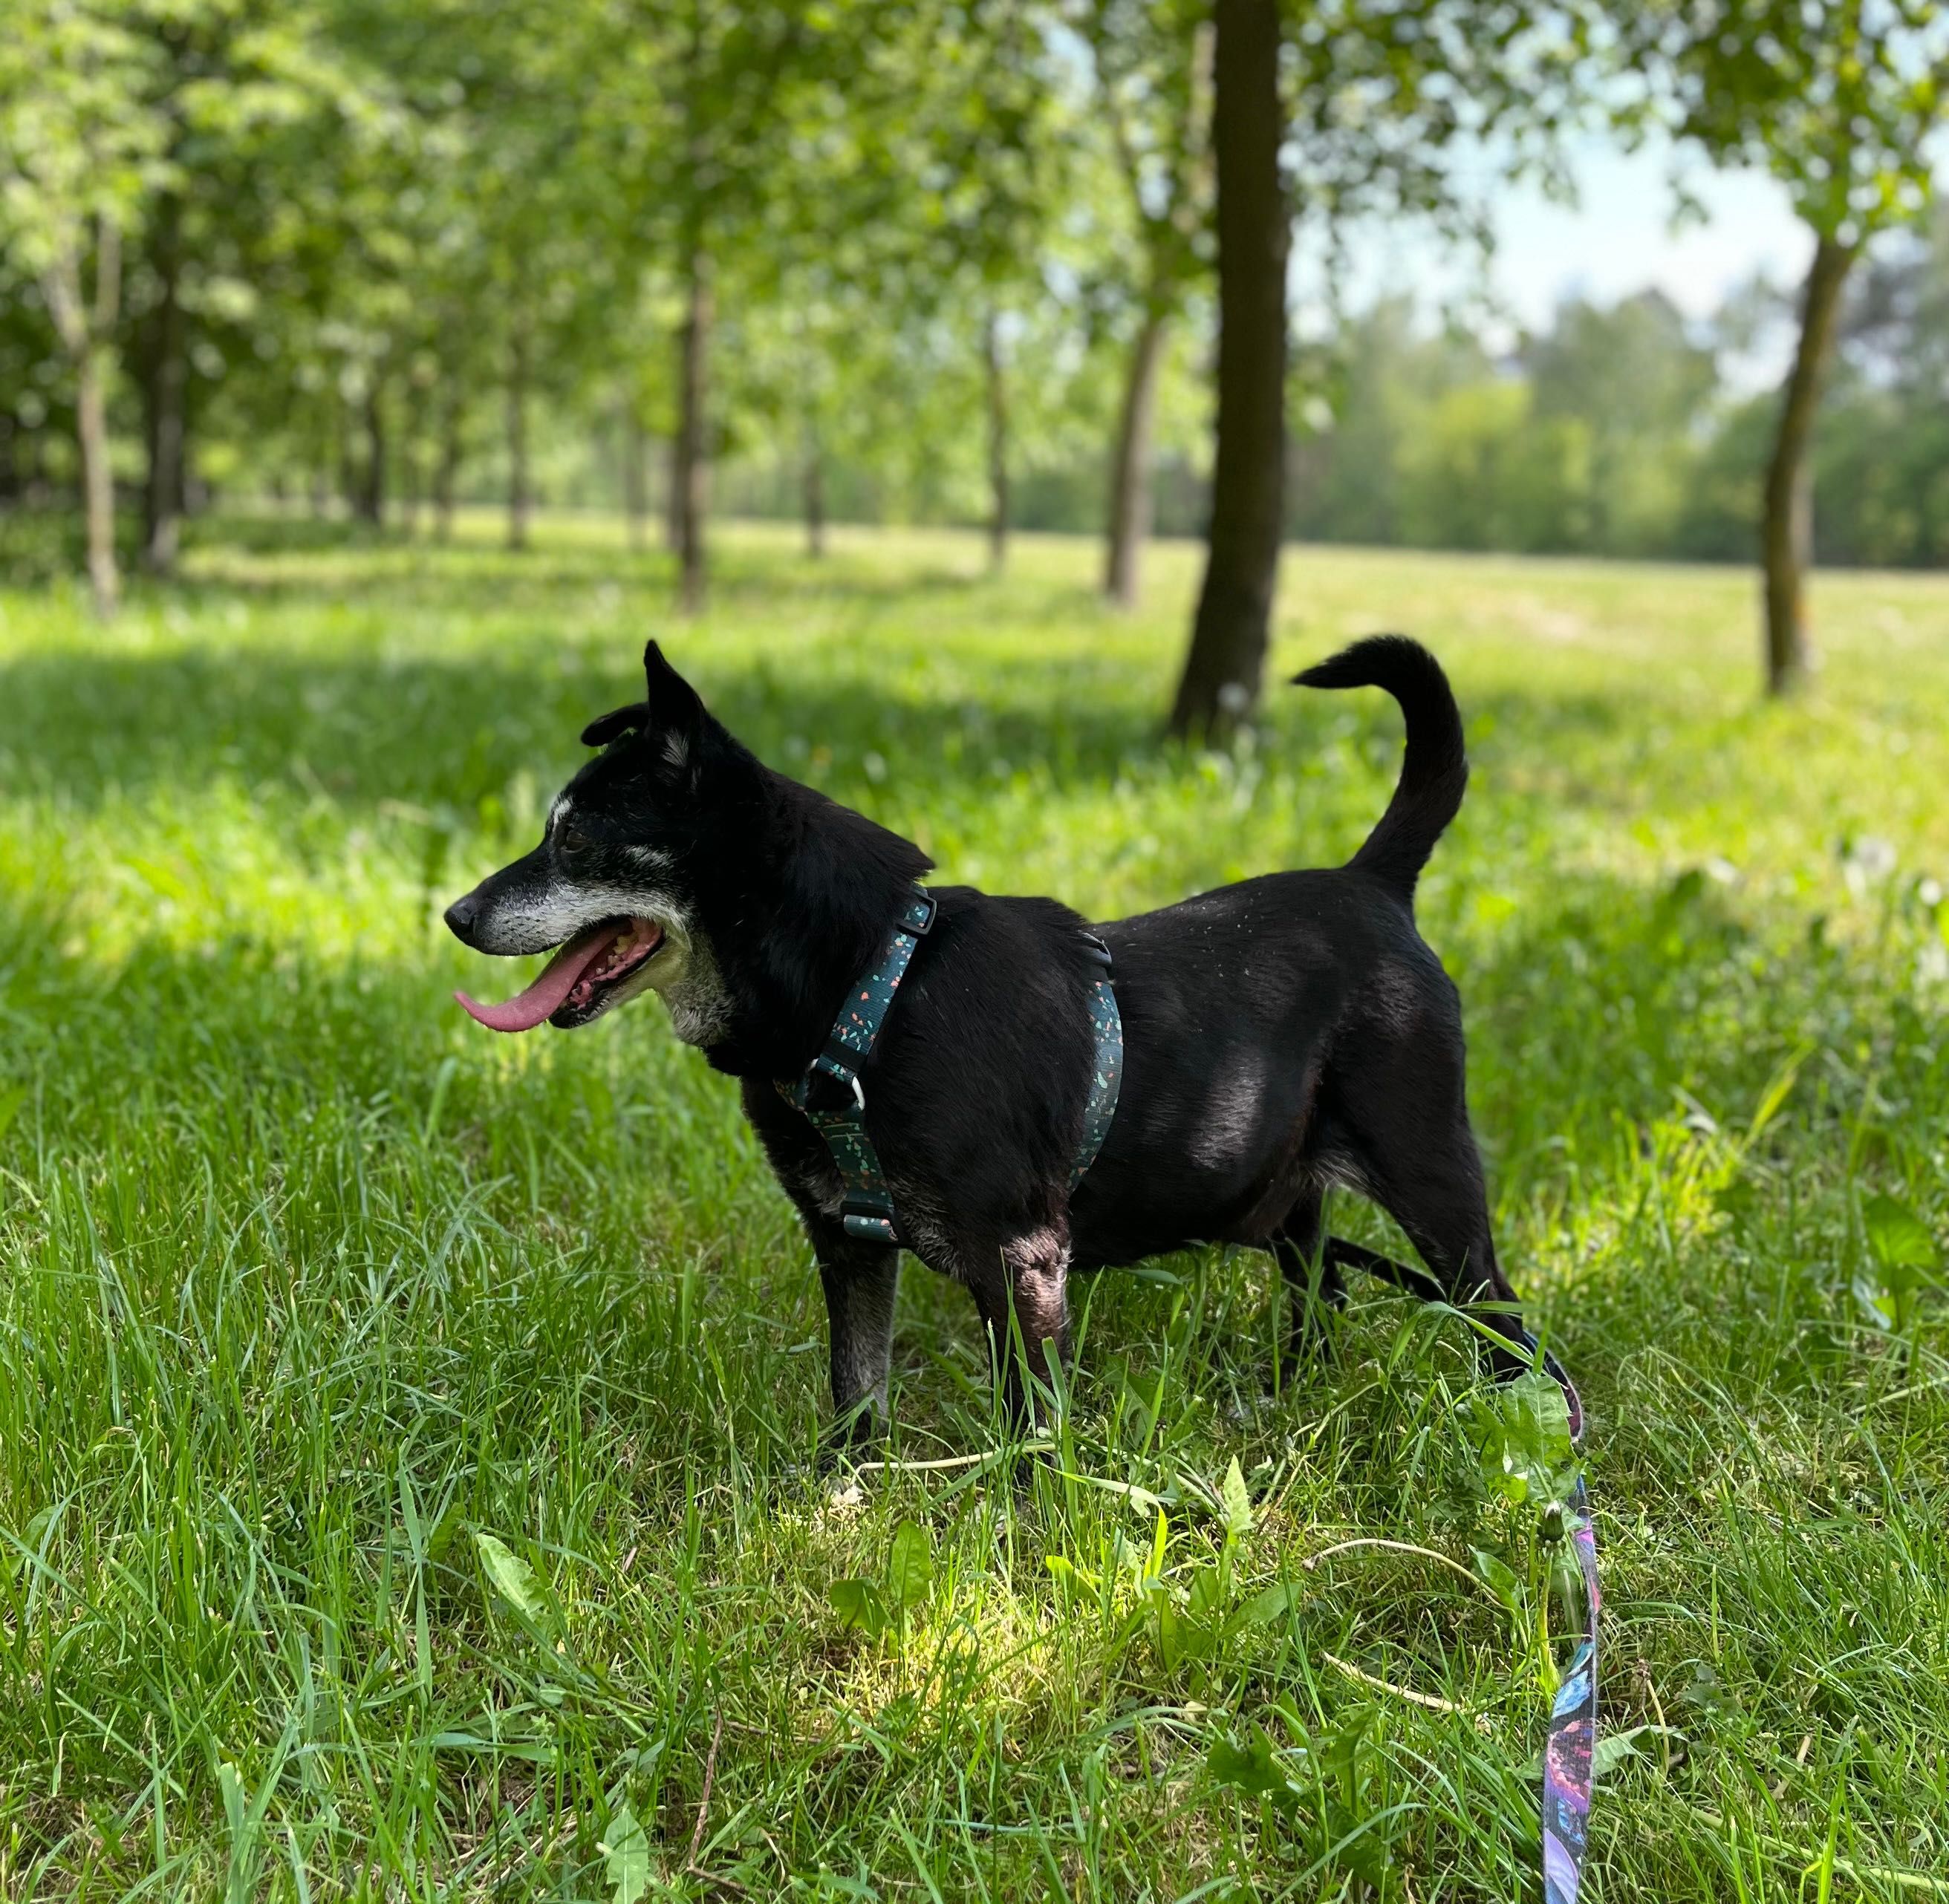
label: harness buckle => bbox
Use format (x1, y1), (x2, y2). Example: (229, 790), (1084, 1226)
(905, 890), (937, 936)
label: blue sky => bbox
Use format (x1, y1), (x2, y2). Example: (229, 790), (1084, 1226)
(1307, 131), (1815, 386)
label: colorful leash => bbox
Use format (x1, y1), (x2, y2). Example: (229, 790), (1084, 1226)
(780, 888), (1124, 1245)
(1529, 1337), (1599, 1904)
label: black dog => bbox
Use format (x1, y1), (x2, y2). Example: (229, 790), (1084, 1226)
(444, 636), (1526, 1444)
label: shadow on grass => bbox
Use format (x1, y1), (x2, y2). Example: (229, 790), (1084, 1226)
(1, 626), (1642, 827)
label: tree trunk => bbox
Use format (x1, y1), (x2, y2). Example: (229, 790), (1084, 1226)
(983, 306), (1009, 576)
(1168, 0), (1287, 740)
(1761, 232), (1855, 696)
(141, 195), (187, 573)
(804, 434), (826, 558)
(357, 377), (385, 526)
(42, 229), (120, 617)
(1104, 302), (1169, 607)
(506, 325), (530, 550)
(622, 401), (647, 552)
(75, 347), (118, 617)
(674, 240), (712, 611)
(434, 373), (462, 541)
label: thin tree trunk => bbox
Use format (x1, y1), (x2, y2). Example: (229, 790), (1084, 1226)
(983, 306), (1009, 576)
(506, 325), (530, 550)
(42, 226), (120, 617)
(622, 402), (647, 552)
(337, 387), (358, 513)
(674, 240), (712, 610)
(804, 433), (826, 558)
(142, 195), (187, 573)
(75, 348), (117, 616)
(1762, 232), (1855, 696)
(1169, 0), (1287, 740)
(357, 377), (385, 526)
(1104, 302), (1168, 607)
(434, 371), (461, 541)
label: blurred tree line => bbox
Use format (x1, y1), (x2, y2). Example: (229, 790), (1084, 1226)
(1, 0), (1945, 711)
(1283, 217), (1949, 571)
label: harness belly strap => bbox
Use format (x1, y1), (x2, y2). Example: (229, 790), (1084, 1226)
(778, 890), (1123, 1245)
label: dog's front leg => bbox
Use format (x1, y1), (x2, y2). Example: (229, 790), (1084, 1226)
(963, 1224), (1072, 1429)
(810, 1220), (901, 1455)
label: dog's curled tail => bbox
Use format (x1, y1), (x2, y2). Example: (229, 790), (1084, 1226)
(1293, 634), (1466, 904)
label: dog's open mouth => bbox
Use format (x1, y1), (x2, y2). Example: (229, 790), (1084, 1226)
(455, 916), (665, 1033)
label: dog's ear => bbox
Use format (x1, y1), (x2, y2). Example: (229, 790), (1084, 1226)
(580, 702), (648, 748)
(642, 641), (706, 773)
(643, 642), (705, 731)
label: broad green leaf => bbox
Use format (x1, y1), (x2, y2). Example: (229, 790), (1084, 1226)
(1863, 1195), (1938, 1274)
(885, 1520), (933, 1614)
(1220, 1457), (1253, 1539)
(599, 1802), (651, 1904)
(473, 1530), (549, 1628)
(1238, 1580), (1304, 1628)
(829, 1577), (888, 1636)
(1207, 1725), (1298, 1806)
(1470, 1548), (1523, 1611)
(1479, 1372), (1577, 1509)
(1046, 1553), (1099, 1597)
(1592, 1724), (1685, 1779)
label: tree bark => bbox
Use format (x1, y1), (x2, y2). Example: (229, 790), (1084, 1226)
(434, 371), (462, 541)
(1761, 232), (1855, 696)
(74, 348), (118, 616)
(357, 376), (386, 526)
(983, 305), (1009, 576)
(42, 224), (121, 618)
(1168, 0), (1287, 740)
(674, 240), (712, 610)
(1104, 302), (1168, 607)
(141, 195), (187, 573)
(622, 401), (647, 552)
(804, 434), (826, 558)
(506, 324), (530, 550)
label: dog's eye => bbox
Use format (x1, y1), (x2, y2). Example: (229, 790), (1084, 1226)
(560, 825), (593, 853)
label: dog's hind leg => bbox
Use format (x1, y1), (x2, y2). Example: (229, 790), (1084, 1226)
(810, 1220), (902, 1454)
(1272, 1187), (1343, 1371)
(1349, 1134), (1528, 1380)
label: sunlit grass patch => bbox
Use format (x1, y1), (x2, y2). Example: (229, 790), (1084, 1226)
(1, 516), (1946, 1899)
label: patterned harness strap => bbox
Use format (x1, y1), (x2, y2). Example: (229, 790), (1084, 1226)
(778, 889), (1124, 1245)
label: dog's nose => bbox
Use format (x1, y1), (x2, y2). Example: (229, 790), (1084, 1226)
(443, 893), (480, 945)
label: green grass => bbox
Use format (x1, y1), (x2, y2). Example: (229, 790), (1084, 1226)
(2, 512), (1947, 1901)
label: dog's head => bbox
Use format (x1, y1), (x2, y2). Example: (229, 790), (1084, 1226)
(443, 642), (743, 1037)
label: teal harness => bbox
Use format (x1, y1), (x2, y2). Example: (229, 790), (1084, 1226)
(778, 887), (1124, 1245)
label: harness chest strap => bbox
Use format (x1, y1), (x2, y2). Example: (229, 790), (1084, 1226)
(777, 888), (1123, 1245)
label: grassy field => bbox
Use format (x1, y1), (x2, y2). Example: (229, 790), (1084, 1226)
(2, 513), (1947, 1902)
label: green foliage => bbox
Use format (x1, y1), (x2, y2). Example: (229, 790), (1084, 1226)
(1633, 0), (1949, 245)
(830, 1519), (936, 1642)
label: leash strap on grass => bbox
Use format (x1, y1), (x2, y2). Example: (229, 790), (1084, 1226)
(1519, 1328), (1598, 1904)
(779, 890), (1122, 1245)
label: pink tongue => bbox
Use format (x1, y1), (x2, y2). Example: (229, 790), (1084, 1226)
(455, 922), (626, 1033)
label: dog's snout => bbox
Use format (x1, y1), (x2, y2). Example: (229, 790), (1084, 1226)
(443, 892), (481, 945)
